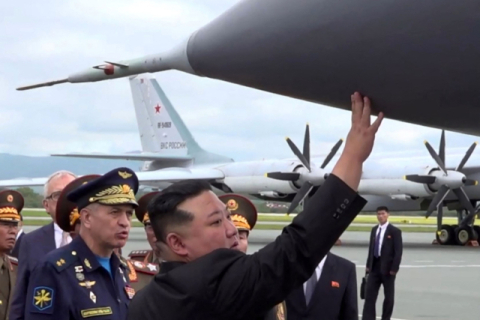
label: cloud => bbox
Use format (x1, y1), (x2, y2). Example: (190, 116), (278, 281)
(1, 0), (480, 172)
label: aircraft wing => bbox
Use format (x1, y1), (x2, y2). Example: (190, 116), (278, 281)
(51, 152), (192, 162)
(0, 168), (225, 188)
(134, 168), (225, 183)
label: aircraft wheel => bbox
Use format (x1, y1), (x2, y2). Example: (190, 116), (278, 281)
(455, 226), (475, 245)
(436, 225), (455, 245)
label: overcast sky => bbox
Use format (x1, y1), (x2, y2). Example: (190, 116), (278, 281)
(1, 0), (479, 167)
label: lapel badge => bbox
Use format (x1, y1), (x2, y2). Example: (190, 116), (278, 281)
(84, 259), (92, 269)
(80, 281), (96, 289)
(76, 273), (85, 281)
(331, 281), (340, 288)
(75, 266), (84, 273)
(387, 235), (392, 239)
(124, 285), (135, 300)
(90, 291), (96, 303)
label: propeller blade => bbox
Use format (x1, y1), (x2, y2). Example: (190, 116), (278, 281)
(303, 123), (310, 166)
(425, 185), (450, 218)
(287, 182), (313, 214)
(452, 187), (476, 215)
(456, 141), (478, 171)
(404, 174), (436, 184)
(437, 204), (443, 232)
(439, 130), (445, 167)
(463, 178), (478, 186)
(286, 137), (311, 171)
(320, 138), (344, 169)
(265, 172), (301, 181)
(424, 140), (447, 174)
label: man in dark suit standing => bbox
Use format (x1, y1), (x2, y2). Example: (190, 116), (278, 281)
(126, 92), (384, 320)
(10, 215), (24, 258)
(285, 252), (358, 320)
(8, 170), (77, 320)
(362, 206), (403, 320)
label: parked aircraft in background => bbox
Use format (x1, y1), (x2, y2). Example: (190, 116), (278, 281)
(5, 74), (480, 246)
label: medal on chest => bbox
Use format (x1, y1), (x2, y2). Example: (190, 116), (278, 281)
(124, 285), (135, 300)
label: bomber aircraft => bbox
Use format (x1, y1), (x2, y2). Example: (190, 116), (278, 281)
(16, 0), (480, 138)
(4, 74), (480, 247)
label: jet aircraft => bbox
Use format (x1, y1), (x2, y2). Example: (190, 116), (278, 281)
(5, 74), (480, 246)
(16, 0), (480, 137)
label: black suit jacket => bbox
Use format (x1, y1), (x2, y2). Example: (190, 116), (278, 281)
(366, 223), (403, 274)
(127, 174), (367, 320)
(10, 230), (25, 258)
(285, 252), (358, 320)
(9, 222), (56, 320)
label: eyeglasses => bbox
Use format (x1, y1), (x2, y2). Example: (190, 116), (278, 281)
(45, 191), (62, 201)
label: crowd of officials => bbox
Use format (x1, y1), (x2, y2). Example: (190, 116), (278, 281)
(0, 92), (403, 320)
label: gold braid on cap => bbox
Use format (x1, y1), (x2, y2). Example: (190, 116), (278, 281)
(0, 207), (21, 221)
(232, 214), (251, 231)
(88, 184), (136, 204)
(69, 208), (80, 226)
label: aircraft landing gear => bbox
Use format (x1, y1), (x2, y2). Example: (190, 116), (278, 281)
(435, 208), (480, 246)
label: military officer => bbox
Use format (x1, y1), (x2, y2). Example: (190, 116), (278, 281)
(128, 192), (161, 266)
(0, 190), (22, 320)
(23, 167), (140, 320)
(219, 194), (286, 320)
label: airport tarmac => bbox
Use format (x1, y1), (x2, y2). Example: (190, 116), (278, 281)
(23, 226), (480, 319)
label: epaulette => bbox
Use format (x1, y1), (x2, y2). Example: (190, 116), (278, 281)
(128, 250), (150, 258)
(130, 260), (159, 276)
(47, 248), (78, 273)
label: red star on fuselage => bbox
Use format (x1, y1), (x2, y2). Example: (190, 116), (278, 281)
(155, 104), (161, 113)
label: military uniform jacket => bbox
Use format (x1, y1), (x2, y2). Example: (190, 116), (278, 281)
(0, 255), (17, 320)
(124, 259), (158, 292)
(24, 235), (133, 320)
(126, 174), (367, 320)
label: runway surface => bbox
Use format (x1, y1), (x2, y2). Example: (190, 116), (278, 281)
(23, 226), (480, 319)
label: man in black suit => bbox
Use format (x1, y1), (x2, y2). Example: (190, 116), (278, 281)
(285, 252), (358, 320)
(362, 206), (403, 320)
(8, 170), (77, 320)
(10, 215), (24, 258)
(126, 92), (384, 320)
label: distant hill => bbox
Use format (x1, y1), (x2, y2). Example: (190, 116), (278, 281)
(0, 153), (143, 179)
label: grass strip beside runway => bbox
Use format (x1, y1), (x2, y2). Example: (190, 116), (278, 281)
(20, 210), (437, 232)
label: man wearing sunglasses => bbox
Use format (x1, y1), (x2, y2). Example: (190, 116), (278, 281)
(8, 170), (76, 320)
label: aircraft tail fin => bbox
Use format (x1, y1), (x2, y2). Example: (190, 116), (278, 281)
(128, 74), (232, 165)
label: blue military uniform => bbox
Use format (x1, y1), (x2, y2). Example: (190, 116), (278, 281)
(24, 167), (139, 320)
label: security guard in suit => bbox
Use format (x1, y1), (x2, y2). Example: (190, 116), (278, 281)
(23, 167), (140, 320)
(128, 192), (161, 266)
(219, 194), (286, 320)
(0, 190), (22, 320)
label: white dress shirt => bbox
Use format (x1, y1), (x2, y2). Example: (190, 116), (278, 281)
(375, 221), (389, 256)
(15, 229), (23, 240)
(303, 254), (327, 294)
(54, 222), (72, 248)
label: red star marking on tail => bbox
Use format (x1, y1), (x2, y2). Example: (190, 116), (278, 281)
(155, 104), (161, 113)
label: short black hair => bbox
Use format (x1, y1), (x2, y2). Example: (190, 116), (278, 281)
(376, 206), (389, 213)
(147, 180), (212, 243)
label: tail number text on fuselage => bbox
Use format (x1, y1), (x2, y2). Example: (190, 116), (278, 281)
(158, 122), (172, 128)
(161, 142), (187, 149)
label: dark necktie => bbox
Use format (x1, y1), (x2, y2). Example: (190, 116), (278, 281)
(305, 271), (317, 306)
(374, 228), (381, 258)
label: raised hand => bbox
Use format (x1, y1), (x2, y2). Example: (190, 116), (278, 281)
(332, 92), (384, 191)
